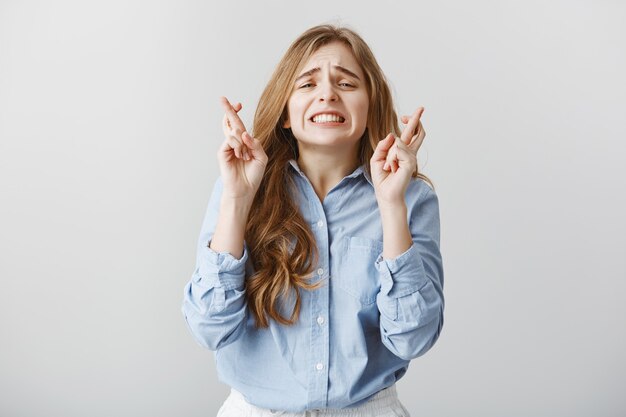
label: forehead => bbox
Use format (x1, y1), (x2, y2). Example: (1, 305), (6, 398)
(299, 41), (364, 78)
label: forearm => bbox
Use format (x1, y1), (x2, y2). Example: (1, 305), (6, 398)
(375, 184), (445, 360)
(182, 190), (252, 351)
(379, 202), (412, 260)
(209, 197), (253, 259)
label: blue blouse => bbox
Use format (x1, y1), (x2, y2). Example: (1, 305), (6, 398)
(181, 159), (444, 412)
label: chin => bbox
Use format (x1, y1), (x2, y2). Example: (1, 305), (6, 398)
(297, 135), (360, 150)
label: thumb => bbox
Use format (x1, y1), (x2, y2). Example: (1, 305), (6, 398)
(242, 132), (266, 159)
(372, 133), (395, 161)
(379, 133), (395, 148)
(242, 131), (257, 148)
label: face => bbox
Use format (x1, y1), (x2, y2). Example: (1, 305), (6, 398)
(284, 41), (369, 154)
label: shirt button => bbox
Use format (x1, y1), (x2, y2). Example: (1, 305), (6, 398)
(317, 268), (324, 276)
(315, 363), (324, 371)
(317, 220), (324, 228)
(317, 316), (324, 325)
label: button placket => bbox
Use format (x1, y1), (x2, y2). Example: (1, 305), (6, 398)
(300, 178), (330, 409)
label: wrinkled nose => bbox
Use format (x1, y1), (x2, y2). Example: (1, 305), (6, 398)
(319, 93), (338, 102)
(318, 83), (338, 102)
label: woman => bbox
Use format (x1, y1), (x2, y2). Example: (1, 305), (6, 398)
(182, 23), (444, 417)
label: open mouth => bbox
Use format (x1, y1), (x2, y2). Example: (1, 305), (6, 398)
(310, 114), (346, 124)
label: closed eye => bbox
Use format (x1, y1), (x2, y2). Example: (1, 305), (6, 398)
(299, 82), (356, 89)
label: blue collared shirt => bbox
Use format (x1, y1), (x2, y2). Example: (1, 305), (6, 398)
(181, 159), (444, 412)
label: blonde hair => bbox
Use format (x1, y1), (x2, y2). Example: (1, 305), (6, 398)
(244, 24), (433, 328)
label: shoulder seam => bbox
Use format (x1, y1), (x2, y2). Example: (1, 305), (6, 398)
(417, 177), (434, 191)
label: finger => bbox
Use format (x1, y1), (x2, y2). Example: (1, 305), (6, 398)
(219, 96), (234, 112)
(391, 148), (399, 173)
(219, 136), (242, 161)
(395, 139), (417, 168)
(383, 145), (397, 171)
(222, 105), (233, 131)
(241, 132), (258, 159)
(395, 136), (411, 153)
(400, 107), (425, 144)
(222, 114), (244, 143)
(401, 115), (409, 124)
(220, 96), (246, 132)
(393, 138), (416, 171)
(242, 131), (264, 152)
(241, 133), (251, 161)
(371, 134), (395, 162)
(401, 107), (424, 143)
(233, 102), (242, 112)
(389, 138), (413, 172)
(241, 131), (255, 148)
(407, 122), (426, 152)
(224, 134), (246, 159)
(242, 132), (268, 164)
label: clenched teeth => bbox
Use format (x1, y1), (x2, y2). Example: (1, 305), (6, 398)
(311, 114), (345, 123)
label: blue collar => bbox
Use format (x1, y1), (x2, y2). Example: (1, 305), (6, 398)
(287, 159), (373, 187)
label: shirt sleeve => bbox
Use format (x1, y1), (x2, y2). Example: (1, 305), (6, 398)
(181, 176), (250, 351)
(375, 181), (445, 361)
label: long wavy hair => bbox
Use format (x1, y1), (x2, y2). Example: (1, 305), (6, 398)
(245, 24), (433, 328)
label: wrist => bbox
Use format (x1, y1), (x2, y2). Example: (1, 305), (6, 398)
(379, 203), (408, 234)
(377, 199), (407, 214)
(379, 204), (412, 260)
(220, 196), (253, 221)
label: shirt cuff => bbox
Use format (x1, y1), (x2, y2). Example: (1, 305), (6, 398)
(375, 243), (428, 298)
(197, 240), (249, 290)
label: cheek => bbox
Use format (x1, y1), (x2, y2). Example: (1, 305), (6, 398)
(284, 100), (300, 129)
(288, 101), (306, 125)
(355, 99), (369, 127)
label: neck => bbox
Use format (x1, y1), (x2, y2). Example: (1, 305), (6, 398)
(296, 142), (360, 202)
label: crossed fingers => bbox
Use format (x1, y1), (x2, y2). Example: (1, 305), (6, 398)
(220, 96), (250, 160)
(221, 96), (244, 132)
(384, 107), (426, 172)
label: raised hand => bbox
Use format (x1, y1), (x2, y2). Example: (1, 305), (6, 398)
(218, 96), (268, 200)
(371, 106), (426, 205)
(370, 132), (418, 205)
(383, 107), (426, 173)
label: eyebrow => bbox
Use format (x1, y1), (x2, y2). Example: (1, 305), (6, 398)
(294, 65), (361, 84)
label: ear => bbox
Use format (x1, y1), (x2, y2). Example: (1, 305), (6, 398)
(280, 105), (291, 129)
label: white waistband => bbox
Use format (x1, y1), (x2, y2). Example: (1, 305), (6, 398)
(227, 384), (400, 415)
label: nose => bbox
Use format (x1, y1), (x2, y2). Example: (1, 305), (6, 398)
(318, 81), (338, 102)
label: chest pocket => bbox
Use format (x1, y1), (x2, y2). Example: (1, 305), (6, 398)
(335, 235), (384, 305)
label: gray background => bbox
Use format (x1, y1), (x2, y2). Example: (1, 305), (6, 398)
(1, 0), (625, 416)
